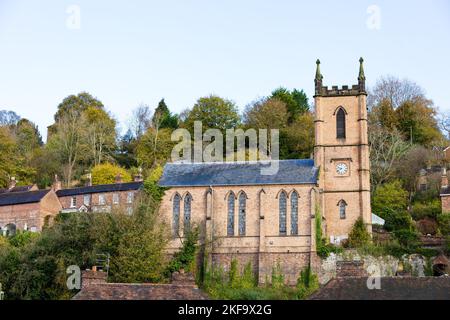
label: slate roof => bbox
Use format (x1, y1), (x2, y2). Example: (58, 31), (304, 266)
(56, 181), (143, 197)
(159, 159), (318, 187)
(72, 283), (208, 300)
(0, 190), (51, 206)
(0, 185), (36, 194)
(309, 277), (450, 300)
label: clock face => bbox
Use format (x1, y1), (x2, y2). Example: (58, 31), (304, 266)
(336, 163), (348, 175)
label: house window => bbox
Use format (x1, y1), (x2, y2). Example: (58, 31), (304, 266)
(127, 192), (134, 204)
(339, 200), (347, 219)
(113, 193), (120, 205)
(30, 226), (37, 232)
(126, 207), (133, 216)
(336, 108), (346, 139)
(238, 192), (246, 236)
(291, 191), (299, 235)
(83, 195), (91, 206)
(184, 193), (192, 234)
(227, 192), (235, 236)
(70, 196), (77, 208)
(99, 194), (106, 205)
(279, 191), (287, 235)
(173, 194), (180, 236)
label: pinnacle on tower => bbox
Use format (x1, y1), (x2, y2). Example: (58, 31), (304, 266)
(315, 59), (323, 95)
(358, 57), (366, 93)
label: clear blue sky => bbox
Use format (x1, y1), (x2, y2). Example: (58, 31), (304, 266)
(1, 0), (449, 139)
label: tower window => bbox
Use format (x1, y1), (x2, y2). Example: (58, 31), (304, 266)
(227, 192), (235, 236)
(336, 108), (346, 139)
(338, 200), (347, 219)
(279, 191), (287, 235)
(238, 192), (246, 236)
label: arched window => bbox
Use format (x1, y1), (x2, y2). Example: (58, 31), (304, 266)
(238, 192), (246, 236)
(290, 191), (299, 235)
(184, 193), (192, 234)
(279, 191), (287, 235)
(338, 200), (347, 219)
(173, 194), (181, 236)
(227, 192), (235, 236)
(336, 108), (346, 139)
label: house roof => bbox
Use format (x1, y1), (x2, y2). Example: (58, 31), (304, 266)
(309, 277), (450, 300)
(56, 181), (143, 197)
(0, 190), (51, 206)
(159, 159), (318, 187)
(72, 283), (208, 300)
(0, 185), (36, 194)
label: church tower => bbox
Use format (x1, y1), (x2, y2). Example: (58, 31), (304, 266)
(313, 58), (371, 243)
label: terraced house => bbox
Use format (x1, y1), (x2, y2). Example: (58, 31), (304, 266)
(158, 59), (372, 283)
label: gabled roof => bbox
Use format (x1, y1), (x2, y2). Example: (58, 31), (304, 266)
(159, 159), (318, 187)
(310, 277), (450, 300)
(0, 185), (37, 194)
(56, 181), (143, 197)
(72, 283), (208, 300)
(0, 190), (51, 206)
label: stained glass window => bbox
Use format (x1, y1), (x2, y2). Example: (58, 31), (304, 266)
(173, 194), (180, 236)
(279, 191), (287, 235)
(227, 192), (235, 236)
(291, 191), (299, 235)
(238, 192), (246, 236)
(184, 193), (192, 234)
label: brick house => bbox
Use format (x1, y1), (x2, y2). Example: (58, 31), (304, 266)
(56, 180), (143, 214)
(0, 189), (62, 234)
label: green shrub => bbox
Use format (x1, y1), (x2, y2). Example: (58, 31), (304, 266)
(372, 181), (408, 216)
(393, 229), (419, 248)
(348, 218), (371, 248)
(411, 199), (441, 220)
(166, 227), (199, 276)
(437, 213), (450, 235)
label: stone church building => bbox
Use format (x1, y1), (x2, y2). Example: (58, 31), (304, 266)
(158, 59), (372, 283)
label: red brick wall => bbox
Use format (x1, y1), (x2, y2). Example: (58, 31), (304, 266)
(441, 195), (450, 213)
(59, 190), (139, 210)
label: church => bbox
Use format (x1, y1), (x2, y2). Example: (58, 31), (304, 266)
(158, 59), (372, 283)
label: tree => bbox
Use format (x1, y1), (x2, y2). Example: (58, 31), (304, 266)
(271, 88), (309, 122)
(115, 130), (138, 169)
(372, 180), (408, 216)
(83, 107), (117, 166)
(369, 126), (411, 190)
(0, 127), (17, 188)
(91, 163), (132, 185)
(368, 75), (425, 110)
(0, 110), (20, 126)
(280, 113), (314, 159)
(53, 92), (104, 122)
(152, 99), (178, 130)
(395, 98), (442, 146)
(129, 104), (152, 139)
(243, 98), (289, 130)
(183, 95), (240, 132)
(369, 98), (397, 130)
(136, 128), (174, 168)
(47, 107), (85, 187)
(11, 119), (43, 162)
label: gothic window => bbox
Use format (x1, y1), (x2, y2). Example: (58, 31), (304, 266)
(336, 108), (346, 139)
(338, 200), (347, 219)
(184, 193), (192, 234)
(279, 191), (287, 235)
(227, 192), (235, 236)
(291, 191), (299, 235)
(238, 192), (246, 236)
(173, 194), (181, 236)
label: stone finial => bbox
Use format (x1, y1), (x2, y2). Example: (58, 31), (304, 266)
(86, 173), (93, 187)
(314, 59), (323, 96)
(358, 57), (366, 93)
(8, 177), (17, 190)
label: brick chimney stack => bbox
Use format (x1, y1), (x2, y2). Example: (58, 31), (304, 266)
(115, 173), (123, 184)
(133, 167), (143, 182)
(8, 177), (17, 190)
(441, 167), (448, 190)
(86, 173), (92, 187)
(52, 174), (62, 192)
(81, 267), (107, 289)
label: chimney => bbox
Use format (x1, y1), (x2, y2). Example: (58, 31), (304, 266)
(86, 173), (92, 187)
(441, 167), (448, 190)
(52, 174), (62, 192)
(115, 173), (123, 184)
(8, 177), (17, 190)
(133, 167), (143, 182)
(81, 268), (107, 290)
